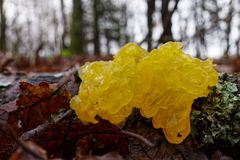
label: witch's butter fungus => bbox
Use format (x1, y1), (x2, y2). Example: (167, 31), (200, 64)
(70, 42), (218, 144)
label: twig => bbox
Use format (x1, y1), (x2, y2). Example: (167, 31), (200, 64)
(121, 130), (155, 147)
(54, 110), (73, 123)
(21, 110), (73, 141)
(20, 123), (49, 141)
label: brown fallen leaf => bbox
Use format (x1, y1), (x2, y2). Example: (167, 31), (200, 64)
(0, 108), (21, 160)
(0, 81), (71, 159)
(0, 101), (21, 133)
(16, 81), (71, 130)
(20, 122), (84, 158)
(19, 120), (129, 159)
(84, 119), (129, 156)
(66, 120), (129, 160)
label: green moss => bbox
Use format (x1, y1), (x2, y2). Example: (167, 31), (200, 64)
(191, 73), (240, 146)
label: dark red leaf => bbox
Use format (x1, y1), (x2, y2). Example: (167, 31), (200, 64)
(16, 81), (71, 130)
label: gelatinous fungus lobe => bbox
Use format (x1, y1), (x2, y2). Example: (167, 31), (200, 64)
(70, 42), (218, 144)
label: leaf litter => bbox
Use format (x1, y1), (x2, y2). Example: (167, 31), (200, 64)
(0, 65), (238, 160)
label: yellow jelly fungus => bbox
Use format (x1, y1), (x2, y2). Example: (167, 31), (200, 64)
(70, 42), (218, 144)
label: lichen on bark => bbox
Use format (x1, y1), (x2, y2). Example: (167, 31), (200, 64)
(191, 73), (240, 146)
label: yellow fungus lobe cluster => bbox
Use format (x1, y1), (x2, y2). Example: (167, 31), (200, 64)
(70, 42), (218, 144)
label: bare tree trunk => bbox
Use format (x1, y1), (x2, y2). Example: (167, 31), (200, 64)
(224, 0), (233, 58)
(0, 0), (6, 52)
(236, 21), (240, 57)
(146, 0), (156, 51)
(120, 3), (129, 46)
(93, 0), (101, 55)
(60, 0), (67, 49)
(12, 15), (21, 54)
(237, 40), (240, 57)
(158, 0), (180, 44)
(193, 0), (206, 58)
(70, 0), (85, 54)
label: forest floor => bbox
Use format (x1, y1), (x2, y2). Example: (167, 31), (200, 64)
(0, 54), (239, 160)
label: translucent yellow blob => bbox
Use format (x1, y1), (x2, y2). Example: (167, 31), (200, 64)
(70, 42), (218, 144)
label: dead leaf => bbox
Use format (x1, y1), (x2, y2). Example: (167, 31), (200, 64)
(0, 106), (22, 160)
(74, 120), (129, 159)
(0, 81), (71, 160)
(0, 136), (15, 160)
(20, 122), (86, 158)
(16, 81), (71, 130)
(19, 120), (128, 159)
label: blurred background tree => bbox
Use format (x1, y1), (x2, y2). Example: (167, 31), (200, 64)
(145, 0), (156, 51)
(60, 0), (67, 49)
(157, 0), (179, 44)
(70, 0), (85, 54)
(0, 0), (6, 52)
(0, 0), (240, 59)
